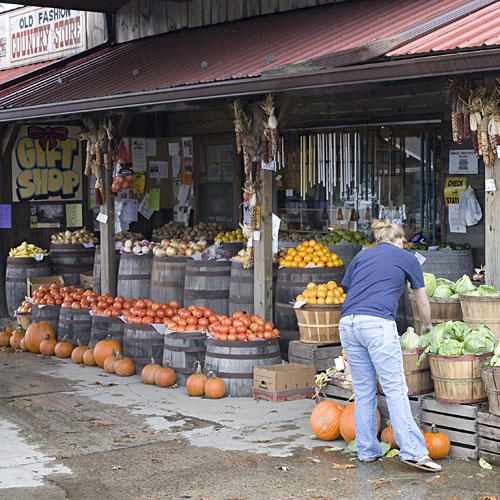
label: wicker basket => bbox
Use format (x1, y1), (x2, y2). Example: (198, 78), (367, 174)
(16, 311), (30, 330)
(409, 294), (462, 333)
(460, 295), (500, 341)
(429, 353), (492, 404)
(481, 365), (500, 417)
(295, 304), (341, 344)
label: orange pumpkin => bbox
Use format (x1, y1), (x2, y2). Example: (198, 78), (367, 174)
(0, 329), (12, 347)
(339, 401), (381, 442)
(204, 371), (225, 399)
(93, 336), (122, 368)
(380, 422), (398, 449)
(71, 345), (87, 364)
(155, 367), (176, 387)
(425, 424), (450, 459)
(186, 361), (206, 397)
(19, 337), (28, 351)
(83, 348), (96, 366)
(54, 339), (74, 358)
(141, 358), (161, 385)
(10, 329), (24, 350)
(39, 334), (57, 356)
(104, 353), (118, 374)
(310, 400), (344, 441)
(114, 355), (135, 377)
(25, 322), (55, 354)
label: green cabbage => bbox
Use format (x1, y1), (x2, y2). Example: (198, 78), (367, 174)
(447, 321), (471, 341)
(424, 273), (437, 297)
(463, 333), (495, 355)
(495, 344), (500, 357)
(433, 285), (454, 299)
(436, 278), (455, 288)
(489, 355), (500, 366)
(438, 338), (463, 356)
(455, 275), (476, 294)
(419, 331), (432, 348)
(400, 327), (420, 350)
(478, 285), (500, 297)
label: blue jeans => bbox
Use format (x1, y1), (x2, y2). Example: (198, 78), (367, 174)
(339, 314), (428, 461)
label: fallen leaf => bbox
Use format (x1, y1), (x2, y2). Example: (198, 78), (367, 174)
(385, 449), (400, 458)
(330, 477), (340, 482)
(310, 435), (318, 440)
(479, 496), (497, 500)
(151, 458), (163, 464)
(332, 463), (356, 470)
(324, 446), (344, 452)
(275, 465), (290, 471)
(479, 458), (493, 470)
(111, 465), (122, 470)
(373, 479), (391, 491)
(349, 457), (357, 461)
(425, 475), (441, 484)
(310, 458), (321, 464)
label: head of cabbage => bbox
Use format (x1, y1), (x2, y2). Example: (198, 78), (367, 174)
(424, 273), (437, 297)
(433, 284), (454, 299)
(400, 327), (420, 350)
(455, 275), (476, 295)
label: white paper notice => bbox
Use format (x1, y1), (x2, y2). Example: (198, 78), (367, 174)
(176, 184), (191, 205)
(286, 189), (293, 197)
(131, 138), (147, 171)
(168, 142), (180, 157)
(96, 213), (108, 224)
(146, 138), (157, 157)
(414, 252), (426, 266)
(253, 230), (261, 241)
(138, 194), (153, 220)
(448, 203), (466, 233)
(272, 213), (281, 255)
(182, 137), (193, 158)
(122, 199), (138, 223)
(171, 156), (181, 177)
(149, 161), (168, 180)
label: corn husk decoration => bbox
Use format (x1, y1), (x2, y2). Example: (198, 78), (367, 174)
(261, 94), (280, 163)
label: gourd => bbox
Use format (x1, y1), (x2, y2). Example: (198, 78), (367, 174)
(0, 328), (13, 347)
(10, 328), (25, 350)
(310, 400), (344, 441)
(141, 358), (161, 385)
(425, 424), (450, 459)
(204, 371), (225, 399)
(25, 322), (55, 353)
(40, 334), (57, 356)
(93, 336), (122, 368)
(186, 361), (206, 397)
(154, 366), (176, 387)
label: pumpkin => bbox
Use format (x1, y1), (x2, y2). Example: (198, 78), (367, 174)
(141, 357), (161, 385)
(380, 421), (398, 449)
(54, 338), (74, 358)
(339, 401), (380, 442)
(310, 400), (344, 441)
(39, 334), (57, 356)
(104, 350), (119, 374)
(83, 348), (96, 366)
(425, 424), (450, 459)
(0, 329), (12, 347)
(25, 322), (56, 354)
(114, 355), (135, 377)
(94, 336), (122, 368)
(204, 371), (225, 399)
(155, 367), (176, 387)
(186, 361), (206, 397)
(10, 329), (24, 350)
(71, 344), (87, 364)
(20, 337), (28, 351)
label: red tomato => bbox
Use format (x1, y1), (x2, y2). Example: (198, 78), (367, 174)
(192, 309), (203, 319)
(136, 309), (146, 318)
(187, 317), (197, 326)
(256, 325), (265, 333)
(143, 316), (154, 324)
(219, 326), (229, 335)
(203, 309), (212, 318)
(180, 310), (190, 319)
(170, 299), (179, 309)
(227, 334), (237, 342)
(71, 302), (81, 309)
(218, 334), (228, 341)
(264, 322), (274, 331)
(178, 319), (188, 327)
(248, 333), (257, 341)
(198, 317), (209, 328)
(233, 310), (243, 318)
(81, 300), (90, 309)
(165, 308), (174, 318)
(208, 315), (218, 324)
(151, 303), (161, 312)
(222, 318), (232, 327)
(237, 334), (247, 341)
(156, 310), (165, 319)
(237, 326), (247, 335)
(113, 302), (123, 311)
(136, 300), (146, 309)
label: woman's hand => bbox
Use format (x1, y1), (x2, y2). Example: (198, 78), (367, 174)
(412, 288), (432, 331)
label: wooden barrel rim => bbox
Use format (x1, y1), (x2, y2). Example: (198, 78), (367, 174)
(206, 351), (280, 360)
(91, 315), (122, 323)
(119, 274), (151, 280)
(207, 339), (278, 348)
(92, 327), (123, 335)
(431, 375), (483, 382)
(185, 270), (231, 278)
(124, 324), (155, 332)
(402, 348), (426, 355)
(214, 371), (253, 379)
(125, 338), (162, 345)
(153, 256), (189, 262)
(187, 260), (231, 267)
(166, 332), (206, 339)
(429, 353), (492, 362)
(297, 322), (339, 328)
(460, 294), (500, 303)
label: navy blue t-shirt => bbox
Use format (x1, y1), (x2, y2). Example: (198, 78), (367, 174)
(340, 243), (425, 321)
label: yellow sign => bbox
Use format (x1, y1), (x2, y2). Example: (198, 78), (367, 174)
(66, 203), (83, 228)
(133, 172), (146, 194)
(444, 177), (468, 207)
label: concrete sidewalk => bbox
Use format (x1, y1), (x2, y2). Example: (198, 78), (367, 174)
(0, 349), (498, 499)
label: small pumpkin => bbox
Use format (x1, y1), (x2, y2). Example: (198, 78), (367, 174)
(71, 343), (87, 364)
(0, 329), (12, 347)
(25, 322), (56, 353)
(380, 421), (398, 449)
(94, 336), (122, 368)
(83, 347), (96, 366)
(141, 357), (161, 385)
(310, 400), (344, 441)
(425, 424), (450, 459)
(186, 361), (206, 397)
(39, 334), (57, 356)
(54, 338), (74, 358)
(339, 401), (380, 442)
(10, 328), (24, 350)
(114, 354), (135, 377)
(204, 371), (225, 399)
(104, 349), (119, 374)
(155, 366), (176, 387)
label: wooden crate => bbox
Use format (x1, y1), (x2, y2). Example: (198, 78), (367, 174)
(288, 341), (342, 372)
(421, 396), (484, 460)
(478, 411), (500, 465)
(377, 393), (427, 422)
(323, 384), (353, 406)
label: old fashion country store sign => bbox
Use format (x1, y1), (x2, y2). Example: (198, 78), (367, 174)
(0, 6), (86, 68)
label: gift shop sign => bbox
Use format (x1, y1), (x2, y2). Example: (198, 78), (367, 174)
(0, 7), (86, 68)
(12, 125), (82, 202)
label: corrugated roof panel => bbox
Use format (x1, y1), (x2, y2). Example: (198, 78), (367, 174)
(0, 0), (488, 109)
(0, 61), (52, 85)
(389, 1), (500, 55)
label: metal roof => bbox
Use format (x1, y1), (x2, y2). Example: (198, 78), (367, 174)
(389, 1), (500, 56)
(0, 0), (496, 119)
(0, 61), (52, 85)
(1, 1), (127, 12)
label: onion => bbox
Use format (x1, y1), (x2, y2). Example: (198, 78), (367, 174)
(166, 247), (177, 257)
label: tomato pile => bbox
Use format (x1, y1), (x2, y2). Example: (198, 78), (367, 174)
(208, 311), (279, 342)
(164, 305), (217, 332)
(32, 284), (89, 307)
(122, 299), (180, 325)
(62, 289), (99, 309)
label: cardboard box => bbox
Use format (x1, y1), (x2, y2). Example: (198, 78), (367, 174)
(27, 275), (64, 297)
(80, 271), (93, 290)
(252, 363), (316, 402)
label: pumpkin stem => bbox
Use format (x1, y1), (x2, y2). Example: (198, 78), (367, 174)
(150, 357), (155, 365)
(430, 424), (439, 434)
(206, 370), (217, 379)
(193, 361), (202, 374)
(45, 334), (51, 340)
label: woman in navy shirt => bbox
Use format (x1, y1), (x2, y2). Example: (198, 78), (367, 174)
(339, 219), (441, 472)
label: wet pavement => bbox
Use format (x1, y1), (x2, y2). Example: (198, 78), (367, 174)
(0, 348), (498, 500)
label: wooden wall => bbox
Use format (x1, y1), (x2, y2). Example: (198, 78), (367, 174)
(115, 0), (346, 42)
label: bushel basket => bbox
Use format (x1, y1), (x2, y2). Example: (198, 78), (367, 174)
(295, 304), (340, 344)
(480, 365), (500, 417)
(409, 294), (462, 333)
(460, 295), (500, 341)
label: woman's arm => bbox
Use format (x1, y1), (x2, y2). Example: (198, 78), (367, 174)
(412, 288), (432, 332)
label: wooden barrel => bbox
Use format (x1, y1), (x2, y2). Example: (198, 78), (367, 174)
(460, 295), (500, 341)
(93, 248), (120, 294)
(117, 254), (152, 299)
(123, 323), (164, 371)
(412, 249), (474, 282)
(295, 304), (341, 344)
(90, 315), (124, 346)
(31, 304), (61, 334)
(402, 349), (433, 396)
(50, 244), (95, 286)
(480, 365), (500, 417)
(410, 295), (463, 333)
(184, 260), (231, 315)
(162, 332), (207, 386)
(327, 243), (361, 268)
(57, 307), (92, 344)
(274, 266), (345, 359)
(204, 338), (282, 397)
(150, 256), (188, 306)
(429, 353), (492, 404)
(5, 257), (51, 317)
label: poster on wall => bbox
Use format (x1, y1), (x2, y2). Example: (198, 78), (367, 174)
(30, 204), (64, 228)
(12, 125), (83, 202)
(449, 150), (478, 174)
(444, 176), (468, 207)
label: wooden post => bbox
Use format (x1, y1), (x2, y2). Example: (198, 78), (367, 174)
(253, 169), (273, 320)
(100, 165), (116, 295)
(485, 158), (500, 289)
